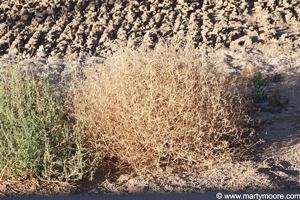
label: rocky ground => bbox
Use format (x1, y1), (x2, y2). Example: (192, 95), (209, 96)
(0, 0), (300, 197)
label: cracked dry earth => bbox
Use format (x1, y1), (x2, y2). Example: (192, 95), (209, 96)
(0, 0), (300, 197)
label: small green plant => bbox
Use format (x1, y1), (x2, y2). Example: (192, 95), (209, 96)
(0, 62), (93, 182)
(247, 72), (270, 104)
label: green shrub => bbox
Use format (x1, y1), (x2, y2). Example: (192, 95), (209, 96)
(247, 72), (270, 104)
(0, 63), (92, 182)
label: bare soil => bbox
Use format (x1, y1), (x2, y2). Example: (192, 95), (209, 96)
(0, 0), (300, 197)
(0, 0), (300, 58)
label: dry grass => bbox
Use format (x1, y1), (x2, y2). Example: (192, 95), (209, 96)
(66, 39), (257, 176)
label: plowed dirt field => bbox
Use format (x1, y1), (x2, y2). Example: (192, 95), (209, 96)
(0, 0), (300, 59)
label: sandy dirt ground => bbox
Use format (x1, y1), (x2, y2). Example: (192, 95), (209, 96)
(0, 0), (300, 197)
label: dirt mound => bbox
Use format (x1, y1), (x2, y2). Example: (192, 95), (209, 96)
(0, 0), (300, 59)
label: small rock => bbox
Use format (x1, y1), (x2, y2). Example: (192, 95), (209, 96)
(36, 45), (47, 58)
(8, 46), (19, 55)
